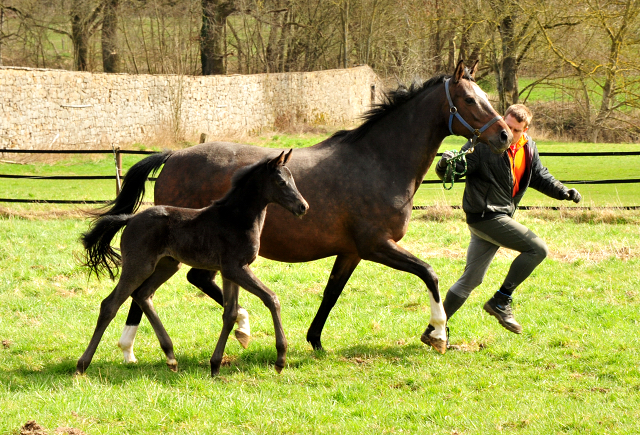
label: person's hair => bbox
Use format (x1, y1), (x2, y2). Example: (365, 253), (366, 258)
(505, 104), (533, 127)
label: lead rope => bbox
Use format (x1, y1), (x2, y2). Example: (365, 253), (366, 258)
(442, 148), (473, 190)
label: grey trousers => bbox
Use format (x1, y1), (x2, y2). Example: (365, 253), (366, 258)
(449, 214), (549, 299)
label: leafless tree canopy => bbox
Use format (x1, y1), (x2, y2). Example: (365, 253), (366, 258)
(1, 0), (639, 141)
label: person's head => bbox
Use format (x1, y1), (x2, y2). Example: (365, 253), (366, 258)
(504, 104), (532, 146)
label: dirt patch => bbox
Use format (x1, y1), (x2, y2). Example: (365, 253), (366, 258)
(448, 341), (487, 352)
(0, 206), (90, 220)
(2, 339), (11, 349)
(19, 422), (87, 435)
(20, 421), (47, 435)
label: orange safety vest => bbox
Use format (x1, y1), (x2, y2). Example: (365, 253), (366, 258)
(508, 135), (528, 197)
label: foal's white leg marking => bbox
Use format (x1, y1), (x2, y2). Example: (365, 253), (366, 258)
(235, 307), (251, 337)
(117, 325), (139, 364)
(428, 293), (447, 341)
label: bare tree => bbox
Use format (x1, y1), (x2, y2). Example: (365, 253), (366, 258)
(201, 0), (237, 74)
(101, 0), (119, 72)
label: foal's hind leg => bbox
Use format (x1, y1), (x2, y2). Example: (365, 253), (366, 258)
(210, 278), (240, 376)
(188, 268), (251, 348)
(220, 265), (287, 374)
(77, 265), (155, 374)
(129, 257), (181, 371)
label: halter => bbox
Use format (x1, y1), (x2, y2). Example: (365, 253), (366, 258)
(444, 78), (502, 151)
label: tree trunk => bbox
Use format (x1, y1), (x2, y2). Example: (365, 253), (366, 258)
(341, 0), (350, 68)
(72, 13), (89, 71)
(201, 0), (236, 75)
(0, 8), (4, 67)
(101, 0), (120, 73)
(497, 13), (518, 112)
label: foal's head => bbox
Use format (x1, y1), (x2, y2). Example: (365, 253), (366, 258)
(264, 150), (309, 217)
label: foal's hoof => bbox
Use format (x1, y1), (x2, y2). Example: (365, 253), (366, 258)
(275, 364), (285, 374)
(234, 330), (251, 349)
(420, 333), (447, 354)
(167, 359), (178, 372)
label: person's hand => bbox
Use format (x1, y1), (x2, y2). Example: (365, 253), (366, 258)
(565, 188), (582, 203)
(437, 151), (456, 171)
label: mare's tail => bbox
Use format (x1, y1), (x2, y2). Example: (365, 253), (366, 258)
(92, 151), (173, 218)
(81, 215), (132, 280)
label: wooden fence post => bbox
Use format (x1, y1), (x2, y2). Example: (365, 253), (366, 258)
(200, 133), (208, 144)
(115, 146), (122, 195)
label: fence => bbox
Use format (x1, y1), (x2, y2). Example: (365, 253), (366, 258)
(1, 148), (639, 209)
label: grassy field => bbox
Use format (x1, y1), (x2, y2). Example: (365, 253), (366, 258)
(1, 134), (640, 209)
(0, 206), (639, 434)
(0, 134), (639, 434)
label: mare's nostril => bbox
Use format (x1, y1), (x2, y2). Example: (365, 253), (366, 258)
(500, 130), (509, 143)
(299, 203), (308, 215)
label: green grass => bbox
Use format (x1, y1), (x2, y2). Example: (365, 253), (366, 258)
(2, 134), (639, 209)
(0, 211), (638, 434)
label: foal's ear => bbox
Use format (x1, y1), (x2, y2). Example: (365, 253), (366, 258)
(453, 59), (466, 84)
(268, 151), (286, 169)
(469, 59), (479, 80)
(283, 149), (293, 165)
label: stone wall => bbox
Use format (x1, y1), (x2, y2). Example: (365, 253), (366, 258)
(0, 65), (381, 150)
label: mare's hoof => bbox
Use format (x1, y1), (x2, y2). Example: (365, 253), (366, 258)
(234, 330), (251, 349)
(74, 370), (86, 377)
(167, 359), (178, 372)
(307, 338), (323, 351)
(275, 364), (284, 374)
(420, 333), (447, 354)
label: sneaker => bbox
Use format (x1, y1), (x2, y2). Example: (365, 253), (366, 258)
(483, 293), (523, 334)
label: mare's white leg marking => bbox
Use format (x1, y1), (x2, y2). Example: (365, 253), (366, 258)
(236, 307), (251, 337)
(428, 293), (447, 341)
(117, 325), (139, 364)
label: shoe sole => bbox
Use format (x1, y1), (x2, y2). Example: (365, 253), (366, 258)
(483, 302), (522, 334)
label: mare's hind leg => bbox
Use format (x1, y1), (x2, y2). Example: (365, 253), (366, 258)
(188, 268), (251, 348)
(129, 257), (181, 371)
(210, 278), (240, 376)
(220, 265), (287, 374)
(77, 264), (155, 374)
(360, 239), (447, 354)
(306, 254), (361, 351)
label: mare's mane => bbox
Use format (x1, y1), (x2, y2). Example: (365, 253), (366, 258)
(214, 157), (272, 207)
(331, 70), (475, 144)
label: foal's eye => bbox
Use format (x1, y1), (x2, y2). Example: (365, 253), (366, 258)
(465, 97), (476, 104)
(277, 179), (287, 187)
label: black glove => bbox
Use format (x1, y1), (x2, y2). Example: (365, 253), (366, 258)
(565, 188), (582, 203)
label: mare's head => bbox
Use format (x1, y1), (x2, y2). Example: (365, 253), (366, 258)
(445, 60), (512, 154)
(265, 150), (309, 217)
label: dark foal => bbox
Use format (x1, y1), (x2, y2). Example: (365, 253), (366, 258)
(77, 150), (308, 376)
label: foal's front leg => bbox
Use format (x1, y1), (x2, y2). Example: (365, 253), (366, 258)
(210, 278), (240, 376)
(220, 265), (287, 374)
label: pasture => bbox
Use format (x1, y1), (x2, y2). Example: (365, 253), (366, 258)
(1, 135), (639, 434)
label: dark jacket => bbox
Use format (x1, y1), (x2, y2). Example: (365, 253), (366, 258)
(435, 135), (569, 222)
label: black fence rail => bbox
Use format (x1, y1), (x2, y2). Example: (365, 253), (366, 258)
(1, 148), (640, 209)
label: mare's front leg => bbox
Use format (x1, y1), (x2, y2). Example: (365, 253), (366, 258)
(221, 265), (287, 374)
(360, 239), (447, 354)
(77, 266), (154, 374)
(129, 257), (181, 371)
(306, 254), (361, 351)
(210, 278), (240, 376)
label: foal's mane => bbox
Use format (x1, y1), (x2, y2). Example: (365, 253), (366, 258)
(214, 157), (272, 206)
(332, 70), (475, 144)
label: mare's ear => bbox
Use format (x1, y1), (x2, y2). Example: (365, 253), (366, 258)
(453, 60), (466, 83)
(469, 59), (479, 80)
(268, 151), (286, 169)
(283, 149), (293, 165)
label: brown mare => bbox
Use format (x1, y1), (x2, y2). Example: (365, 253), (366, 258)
(77, 151), (308, 376)
(98, 60), (512, 362)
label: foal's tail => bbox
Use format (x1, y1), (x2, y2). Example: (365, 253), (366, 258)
(92, 151), (173, 218)
(81, 215), (132, 280)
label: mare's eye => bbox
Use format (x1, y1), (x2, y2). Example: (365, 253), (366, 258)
(277, 179), (287, 187)
(465, 97), (475, 104)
